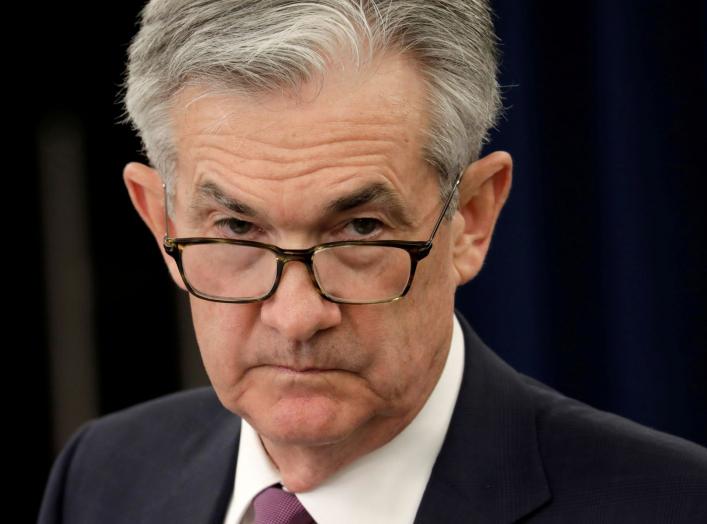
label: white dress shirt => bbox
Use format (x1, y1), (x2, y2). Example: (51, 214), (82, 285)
(223, 314), (465, 524)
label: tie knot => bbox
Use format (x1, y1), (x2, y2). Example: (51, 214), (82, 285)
(253, 485), (314, 524)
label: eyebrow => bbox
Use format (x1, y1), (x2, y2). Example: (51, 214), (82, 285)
(324, 183), (414, 228)
(189, 179), (414, 228)
(190, 181), (260, 220)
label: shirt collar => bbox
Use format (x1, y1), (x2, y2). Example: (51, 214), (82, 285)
(224, 314), (465, 524)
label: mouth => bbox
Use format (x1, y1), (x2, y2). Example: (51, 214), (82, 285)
(271, 365), (337, 375)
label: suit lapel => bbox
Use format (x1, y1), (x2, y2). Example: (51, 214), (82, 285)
(414, 313), (551, 523)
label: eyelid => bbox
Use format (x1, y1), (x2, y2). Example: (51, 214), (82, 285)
(213, 211), (392, 238)
(337, 216), (387, 238)
(213, 216), (261, 237)
(349, 207), (413, 232)
(213, 216), (254, 227)
(347, 216), (385, 226)
(337, 214), (383, 227)
(337, 207), (391, 223)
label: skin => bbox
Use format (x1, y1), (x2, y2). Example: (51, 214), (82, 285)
(123, 52), (512, 492)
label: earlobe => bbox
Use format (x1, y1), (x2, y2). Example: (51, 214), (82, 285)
(451, 151), (513, 286)
(123, 161), (186, 291)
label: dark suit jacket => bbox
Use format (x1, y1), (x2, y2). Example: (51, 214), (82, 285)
(38, 313), (707, 523)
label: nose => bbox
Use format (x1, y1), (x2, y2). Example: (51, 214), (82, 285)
(260, 260), (342, 342)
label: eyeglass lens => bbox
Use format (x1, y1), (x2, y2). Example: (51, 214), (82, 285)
(179, 243), (412, 303)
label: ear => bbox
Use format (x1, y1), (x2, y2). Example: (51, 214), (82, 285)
(450, 150), (512, 285)
(122, 161), (186, 291)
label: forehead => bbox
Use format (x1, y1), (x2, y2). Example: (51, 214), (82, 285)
(169, 52), (436, 218)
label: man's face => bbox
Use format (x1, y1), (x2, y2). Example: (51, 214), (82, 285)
(166, 54), (460, 452)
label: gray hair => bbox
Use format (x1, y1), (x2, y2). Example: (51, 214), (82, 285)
(119, 0), (502, 218)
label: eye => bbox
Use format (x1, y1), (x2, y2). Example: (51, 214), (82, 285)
(214, 218), (254, 236)
(345, 218), (382, 237)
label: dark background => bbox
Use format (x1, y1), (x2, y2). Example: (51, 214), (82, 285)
(20, 0), (706, 520)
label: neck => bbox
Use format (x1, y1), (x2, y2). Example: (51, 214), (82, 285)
(260, 412), (415, 492)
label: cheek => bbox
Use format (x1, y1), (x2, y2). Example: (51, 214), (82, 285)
(343, 287), (451, 411)
(376, 244), (456, 393)
(189, 298), (260, 388)
(403, 242), (456, 321)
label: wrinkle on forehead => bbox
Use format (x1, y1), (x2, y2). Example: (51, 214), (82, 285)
(173, 96), (416, 160)
(187, 140), (400, 186)
(170, 52), (435, 215)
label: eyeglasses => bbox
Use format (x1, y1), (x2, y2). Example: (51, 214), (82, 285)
(162, 171), (463, 304)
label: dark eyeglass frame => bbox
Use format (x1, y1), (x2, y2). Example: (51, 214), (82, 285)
(162, 170), (463, 304)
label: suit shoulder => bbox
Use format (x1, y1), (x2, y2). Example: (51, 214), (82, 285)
(63, 387), (238, 470)
(40, 388), (241, 523)
(520, 375), (707, 472)
(91, 386), (229, 432)
(519, 375), (707, 512)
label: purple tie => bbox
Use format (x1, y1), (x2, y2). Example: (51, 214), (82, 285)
(252, 485), (315, 524)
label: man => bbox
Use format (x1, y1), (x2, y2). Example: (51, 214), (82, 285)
(39, 1), (707, 523)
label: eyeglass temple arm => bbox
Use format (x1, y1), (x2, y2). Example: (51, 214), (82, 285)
(425, 169), (465, 243)
(162, 183), (172, 244)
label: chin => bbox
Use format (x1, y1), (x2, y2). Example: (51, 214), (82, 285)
(254, 395), (366, 447)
